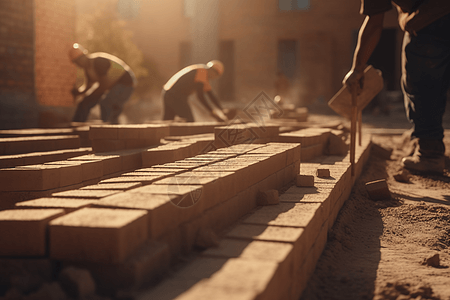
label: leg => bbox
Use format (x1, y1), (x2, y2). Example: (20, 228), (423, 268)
(72, 93), (102, 122)
(100, 84), (134, 124)
(401, 15), (450, 173)
(163, 92), (195, 122)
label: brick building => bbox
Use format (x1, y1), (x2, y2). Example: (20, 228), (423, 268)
(120, 0), (402, 106)
(0, 0), (76, 129)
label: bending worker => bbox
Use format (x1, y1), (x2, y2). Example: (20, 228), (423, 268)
(162, 60), (228, 122)
(344, 0), (450, 174)
(69, 43), (137, 124)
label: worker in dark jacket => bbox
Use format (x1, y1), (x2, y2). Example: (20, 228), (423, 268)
(162, 60), (228, 122)
(69, 43), (137, 124)
(344, 0), (450, 173)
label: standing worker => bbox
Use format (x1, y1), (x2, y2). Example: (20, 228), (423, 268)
(344, 0), (450, 174)
(69, 43), (137, 124)
(162, 61), (228, 122)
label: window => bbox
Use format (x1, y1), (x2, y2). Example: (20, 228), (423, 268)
(279, 0), (310, 11)
(278, 40), (297, 79)
(117, 0), (140, 19)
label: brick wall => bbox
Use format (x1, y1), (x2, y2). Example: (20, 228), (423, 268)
(0, 0), (38, 129)
(34, 0), (77, 107)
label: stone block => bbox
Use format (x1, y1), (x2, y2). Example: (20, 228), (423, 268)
(44, 161), (83, 187)
(0, 209), (65, 256)
(80, 182), (142, 191)
(49, 208), (148, 263)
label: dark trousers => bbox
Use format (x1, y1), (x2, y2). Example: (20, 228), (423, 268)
(402, 13), (450, 142)
(162, 90), (195, 122)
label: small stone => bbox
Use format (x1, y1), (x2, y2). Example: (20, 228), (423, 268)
(256, 190), (279, 206)
(295, 174), (314, 187)
(58, 267), (96, 298)
(393, 169), (410, 183)
(316, 168), (330, 178)
(421, 253), (440, 267)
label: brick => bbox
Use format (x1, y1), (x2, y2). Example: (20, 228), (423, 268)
(115, 149), (143, 171)
(89, 125), (118, 140)
(99, 175), (162, 185)
(80, 182), (142, 191)
(49, 208), (148, 263)
(0, 165), (60, 191)
(130, 184), (204, 209)
(0, 209), (65, 256)
(66, 159), (103, 182)
(225, 224), (303, 243)
(296, 174), (314, 187)
(91, 139), (126, 152)
(15, 198), (95, 213)
(365, 179), (391, 201)
(93, 192), (183, 239)
(316, 168), (330, 178)
(44, 161), (83, 187)
(51, 189), (119, 199)
(70, 240), (170, 293)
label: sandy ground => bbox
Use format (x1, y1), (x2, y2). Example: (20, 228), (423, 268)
(300, 105), (450, 300)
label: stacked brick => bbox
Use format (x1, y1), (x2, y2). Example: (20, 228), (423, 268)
(277, 128), (332, 161)
(213, 124), (280, 148)
(0, 135), (81, 155)
(89, 124), (169, 153)
(145, 135), (372, 300)
(169, 122), (220, 136)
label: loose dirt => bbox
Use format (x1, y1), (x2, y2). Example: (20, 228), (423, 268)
(300, 132), (450, 300)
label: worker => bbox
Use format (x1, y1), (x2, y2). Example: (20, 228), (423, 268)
(343, 0), (450, 174)
(162, 60), (228, 122)
(69, 43), (137, 124)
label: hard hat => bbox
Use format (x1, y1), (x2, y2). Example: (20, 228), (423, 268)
(207, 60), (224, 76)
(69, 43), (87, 62)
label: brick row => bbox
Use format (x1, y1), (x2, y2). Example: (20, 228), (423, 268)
(0, 135), (80, 155)
(89, 124), (170, 153)
(143, 135), (372, 300)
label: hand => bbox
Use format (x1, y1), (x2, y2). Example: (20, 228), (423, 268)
(71, 86), (80, 97)
(211, 110), (228, 123)
(343, 69), (364, 96)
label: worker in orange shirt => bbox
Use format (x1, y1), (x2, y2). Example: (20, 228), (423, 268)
(162, 60), (228, 122)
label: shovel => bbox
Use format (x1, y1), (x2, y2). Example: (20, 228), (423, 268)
(328, 65), (384, 175)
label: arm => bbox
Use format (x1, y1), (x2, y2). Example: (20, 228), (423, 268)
(343, 13), (384, 94)
(397, 0), (450, 35)
(206, 91), (223, 110)
(195, 84), (227, 122)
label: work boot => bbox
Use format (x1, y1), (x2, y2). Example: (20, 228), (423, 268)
(401, 138), (445, 174)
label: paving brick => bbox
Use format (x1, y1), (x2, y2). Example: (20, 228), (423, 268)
(0, 209), (65, 256)
(49, 208), (148, 263)
(0, 165), (60, 191)
(51, 189), (119, 199)
(316, 168), (331, 178)
(94, 192), (185, 239)
(15, 198), (95, 212)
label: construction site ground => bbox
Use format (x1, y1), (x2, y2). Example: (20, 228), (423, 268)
(301, 104), (450, 300)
